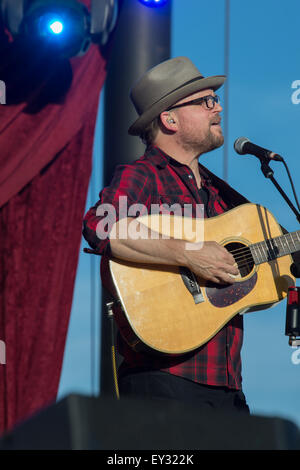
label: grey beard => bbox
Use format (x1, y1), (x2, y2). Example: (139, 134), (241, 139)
(181, 130), (224, 156)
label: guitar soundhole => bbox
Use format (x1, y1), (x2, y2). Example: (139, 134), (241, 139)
(225, 242), (254, 278)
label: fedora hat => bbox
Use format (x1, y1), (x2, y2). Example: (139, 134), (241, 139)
(128, 56), (226, 136)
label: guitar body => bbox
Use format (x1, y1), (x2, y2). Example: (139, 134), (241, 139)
(103, 203), (295, 355)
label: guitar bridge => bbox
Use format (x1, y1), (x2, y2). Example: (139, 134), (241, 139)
(179, 267), (204, 304)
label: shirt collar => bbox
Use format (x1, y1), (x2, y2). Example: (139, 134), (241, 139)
(145, 145), (212, 184)
(145, 145), (173, 169)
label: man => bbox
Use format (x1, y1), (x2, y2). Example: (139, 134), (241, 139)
(83, 56), (250, 413)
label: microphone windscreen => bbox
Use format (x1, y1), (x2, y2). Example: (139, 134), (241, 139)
(234, 137), (250, 155)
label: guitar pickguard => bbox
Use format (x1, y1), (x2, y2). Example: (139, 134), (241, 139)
(205, 273), (258, 308)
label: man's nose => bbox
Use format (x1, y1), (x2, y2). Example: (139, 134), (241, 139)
(214, 102), (223, 112)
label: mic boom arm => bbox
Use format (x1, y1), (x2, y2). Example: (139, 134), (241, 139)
(234, 137), (300, 224)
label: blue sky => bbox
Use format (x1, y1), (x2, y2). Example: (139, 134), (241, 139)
(58, 0), (300, 427)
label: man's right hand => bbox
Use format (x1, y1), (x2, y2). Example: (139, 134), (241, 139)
(182, 241), (240, 285)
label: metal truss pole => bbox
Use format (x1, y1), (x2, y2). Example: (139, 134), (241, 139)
(100, 0), (172, 396)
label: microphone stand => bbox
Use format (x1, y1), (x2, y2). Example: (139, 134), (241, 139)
(259, 159), (300, 224)
(258, 157), (300, 347)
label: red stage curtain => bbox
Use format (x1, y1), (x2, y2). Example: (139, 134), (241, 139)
(0, 1), (107, 433)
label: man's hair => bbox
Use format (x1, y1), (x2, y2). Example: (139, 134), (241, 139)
(139, 116), (160, 146)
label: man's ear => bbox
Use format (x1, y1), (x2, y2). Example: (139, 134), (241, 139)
(160, 111), (176, 131)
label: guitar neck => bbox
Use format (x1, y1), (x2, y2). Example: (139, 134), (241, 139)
(250, 230), (300, 265)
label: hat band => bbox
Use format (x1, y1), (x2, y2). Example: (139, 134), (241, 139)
(147, 75), (205, 113)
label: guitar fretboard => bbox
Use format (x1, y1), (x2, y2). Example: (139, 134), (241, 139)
(250, 230), (300, 265)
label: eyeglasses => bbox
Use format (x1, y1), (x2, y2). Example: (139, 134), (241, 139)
(167, 95), (220, 111)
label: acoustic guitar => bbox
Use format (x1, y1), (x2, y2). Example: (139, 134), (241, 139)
(101, 203), (299, 355)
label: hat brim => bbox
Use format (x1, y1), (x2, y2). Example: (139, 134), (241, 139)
(128, 75), (226, 136)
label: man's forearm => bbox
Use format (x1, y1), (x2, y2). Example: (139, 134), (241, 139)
(108, 217), (239, 285)
(109, 217), (187, 267)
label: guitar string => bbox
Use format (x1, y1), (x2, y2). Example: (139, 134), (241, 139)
(190, 231), (298, 269)
(227, 243), (273, 256)
(226, 233), (300, 257)
(233, 244), (299, 272)
(230, 245), (284, 262)
(232, 252), (264, 266)
(201, 236), (295, 267)
(198, 233), (298, 273)
(225, 247), (274, 270)
(226, 243), (282, 261)
(229, 251), (280, 270)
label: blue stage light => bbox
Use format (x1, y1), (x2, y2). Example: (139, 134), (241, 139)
(41, 15), (66, 38)
(21, 1), (91, 58)
(138, 0), (168, 7)
(0, 0), (119, 58)
(48, 20), (64, 35)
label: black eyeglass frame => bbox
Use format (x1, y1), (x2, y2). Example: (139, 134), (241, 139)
(167, 94), (220, 111)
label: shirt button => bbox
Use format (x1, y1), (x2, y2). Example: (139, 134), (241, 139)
(188, 174), (193, 179)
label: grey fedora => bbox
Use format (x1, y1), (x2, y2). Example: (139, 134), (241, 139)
(128, 56), (226, 136)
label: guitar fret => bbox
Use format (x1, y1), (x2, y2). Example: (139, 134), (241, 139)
(289, 232), (297, 251)
(279, 235), (288, 254)
(288, 232), (300, 251)
(262, 242), (270, 260)
(251, 243), (263, 264)
(251, 229), (300, 265)
(267, 240), (277, 260)
(258, 242), (266, 262)
(296, 232), (300, 250)
(278, 236), (286, 255)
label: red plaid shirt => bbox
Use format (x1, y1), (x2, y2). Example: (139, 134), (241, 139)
(83, 146), (249, 390)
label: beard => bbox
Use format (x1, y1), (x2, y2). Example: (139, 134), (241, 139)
(178, 123), (224, 156)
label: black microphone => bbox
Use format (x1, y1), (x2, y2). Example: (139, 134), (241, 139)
(234, 137), (284, 162)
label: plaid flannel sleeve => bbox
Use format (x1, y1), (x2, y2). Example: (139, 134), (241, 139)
(82, 162), (152, 256)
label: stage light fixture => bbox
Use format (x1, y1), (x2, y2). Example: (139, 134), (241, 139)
(20, 0), (91, 58)
(48, 20), (64, 35)
(138, 0), (168, 7)
(0, 0), (118, 58)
